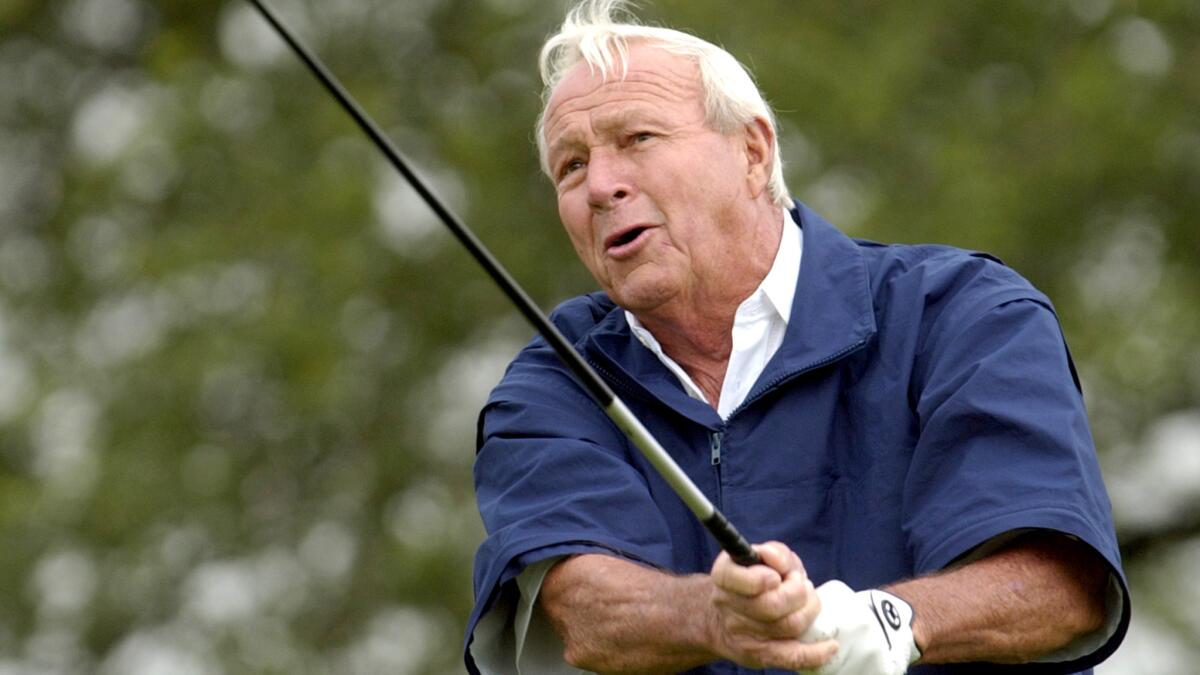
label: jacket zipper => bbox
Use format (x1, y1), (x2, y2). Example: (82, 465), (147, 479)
(591, 356), (728, 512)
(710, 429), (724, 510)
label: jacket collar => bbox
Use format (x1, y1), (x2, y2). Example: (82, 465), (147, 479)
(582, 201), (877, 428)
(770, 201), (877, 379)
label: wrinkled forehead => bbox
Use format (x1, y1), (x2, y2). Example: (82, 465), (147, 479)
(543, 43), (704, 129)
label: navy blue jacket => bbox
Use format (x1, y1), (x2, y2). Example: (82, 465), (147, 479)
(468, 203), (1129, 674)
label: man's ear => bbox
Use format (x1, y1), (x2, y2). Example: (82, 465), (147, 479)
(743, 116), (776, 199)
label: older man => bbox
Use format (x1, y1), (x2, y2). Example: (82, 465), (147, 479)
(466, 1), (1129, 673)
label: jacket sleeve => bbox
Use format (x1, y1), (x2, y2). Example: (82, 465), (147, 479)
(901, 260), (1130, 672)
(464, 341), (677, 673)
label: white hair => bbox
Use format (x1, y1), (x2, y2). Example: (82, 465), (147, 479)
(535, 0), (792, 208)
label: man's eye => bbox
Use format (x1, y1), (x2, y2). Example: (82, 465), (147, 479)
(631, 132), (654, 143)
(559, 159), (585, 179)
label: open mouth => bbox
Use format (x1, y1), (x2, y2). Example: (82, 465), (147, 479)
(613, 227), (646, 247)
(605, 225), (652, 252)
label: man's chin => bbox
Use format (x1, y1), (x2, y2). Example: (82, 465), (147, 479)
(606, 282), (675, 316)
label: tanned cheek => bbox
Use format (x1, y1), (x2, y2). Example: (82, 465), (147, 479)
(557, 199), (583, 244)
(561, 205), (605, 285)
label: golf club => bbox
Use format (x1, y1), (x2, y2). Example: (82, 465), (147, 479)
(246, 0), (760, 567)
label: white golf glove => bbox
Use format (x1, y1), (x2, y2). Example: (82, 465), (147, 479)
(800, 580), (921, 675)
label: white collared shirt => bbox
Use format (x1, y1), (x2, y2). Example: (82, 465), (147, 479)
(626, 208), (803, 419)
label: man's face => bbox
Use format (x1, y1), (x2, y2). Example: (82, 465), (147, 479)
(542, 44), (762, 314)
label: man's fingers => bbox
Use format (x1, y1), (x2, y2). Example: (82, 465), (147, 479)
(718, 578), (822, 639)
(735, 637), (839, 671)
(714, 582), (794, 621)
(756, 541), (805, 577)
(708, 541), (829, 666)
(787, 638), (839, 671)
(711, 550), (783, 597)
(724, 605), (822, 641)
(776, 578), (822, 636)
(712, 541), (806, 597)
(715, 572), (815, 622)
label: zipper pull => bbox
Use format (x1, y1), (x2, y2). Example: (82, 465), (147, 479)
(710, 431), (723, 466)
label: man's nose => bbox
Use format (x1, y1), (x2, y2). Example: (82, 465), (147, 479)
(586, 151), (633, 211)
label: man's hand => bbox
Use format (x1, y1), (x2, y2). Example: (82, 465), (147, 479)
(801, 581), (920, 675)
(708, 541), (839, 670)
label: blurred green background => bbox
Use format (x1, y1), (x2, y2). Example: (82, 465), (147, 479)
(0, 0), (1195, 672)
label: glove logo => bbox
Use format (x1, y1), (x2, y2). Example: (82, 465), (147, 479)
(881, 599), (902, 630)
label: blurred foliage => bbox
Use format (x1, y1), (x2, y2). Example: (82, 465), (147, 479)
(0, 0), (1196, 672)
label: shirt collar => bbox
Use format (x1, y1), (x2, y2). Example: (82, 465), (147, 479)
(759, 207), (803, 325)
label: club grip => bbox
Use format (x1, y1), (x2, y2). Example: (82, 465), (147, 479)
(703, 510), (761, 566)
